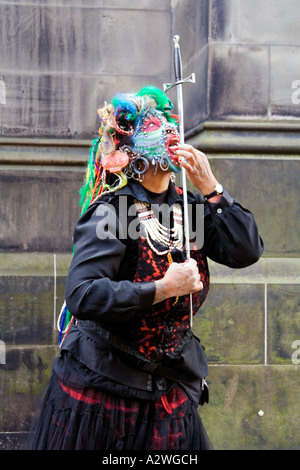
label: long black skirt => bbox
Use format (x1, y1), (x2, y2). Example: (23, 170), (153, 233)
(27, 372), (211, 450)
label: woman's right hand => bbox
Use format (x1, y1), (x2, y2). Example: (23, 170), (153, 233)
(153, 258), (203, 304)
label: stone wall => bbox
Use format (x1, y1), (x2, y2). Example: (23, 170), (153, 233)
(187, 0), (300, 450)
(0, 0), (299, 450)
(0, 0), (174, 138)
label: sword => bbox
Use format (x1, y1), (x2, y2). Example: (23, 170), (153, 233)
(164, 35), (196, 327)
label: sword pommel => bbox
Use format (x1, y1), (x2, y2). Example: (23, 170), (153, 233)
(173, 35), (180, 45)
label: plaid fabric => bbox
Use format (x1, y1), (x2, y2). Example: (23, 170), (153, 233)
(131, 237), (209, 361)
(28, 372), (213, 450)
(59, 376), (187, 411)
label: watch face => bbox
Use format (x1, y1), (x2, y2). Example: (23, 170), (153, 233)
(215, 184), (223, 194)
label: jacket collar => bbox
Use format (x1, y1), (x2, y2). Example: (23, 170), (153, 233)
(115, 178), (196, 206)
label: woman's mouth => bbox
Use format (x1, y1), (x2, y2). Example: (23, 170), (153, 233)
(166, 134), (180, 160)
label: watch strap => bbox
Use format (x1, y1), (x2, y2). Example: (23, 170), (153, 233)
(204, 189), (219, 200)
(204, 184), (223, 200)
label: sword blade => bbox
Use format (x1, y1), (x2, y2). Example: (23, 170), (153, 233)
(173, 36), (193, 327)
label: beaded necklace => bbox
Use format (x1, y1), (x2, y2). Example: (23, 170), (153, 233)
(134, 199), (183, 256)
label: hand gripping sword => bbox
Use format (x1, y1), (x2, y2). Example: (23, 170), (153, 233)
(164, 35), (196, 327)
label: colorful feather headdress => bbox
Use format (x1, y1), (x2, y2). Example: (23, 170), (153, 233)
(78, 86), (177, 214)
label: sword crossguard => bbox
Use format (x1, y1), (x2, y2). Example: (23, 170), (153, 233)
(163, 73), (195, 92)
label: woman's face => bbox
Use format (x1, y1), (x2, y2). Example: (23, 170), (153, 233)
(132, 110), (181, 173)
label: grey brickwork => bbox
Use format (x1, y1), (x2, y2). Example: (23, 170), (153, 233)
(0, 0), (299, 450)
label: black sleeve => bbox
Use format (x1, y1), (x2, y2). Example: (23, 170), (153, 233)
(65, 201), (156, 323)
(200, 189), (264, 268)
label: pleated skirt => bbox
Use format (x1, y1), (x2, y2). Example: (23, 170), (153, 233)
(27, 372), (211, 451)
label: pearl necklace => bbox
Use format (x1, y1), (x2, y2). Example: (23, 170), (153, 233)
(134, 199), (183, 255)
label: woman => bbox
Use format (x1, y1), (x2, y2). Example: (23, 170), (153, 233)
(28, 86), (263, 450)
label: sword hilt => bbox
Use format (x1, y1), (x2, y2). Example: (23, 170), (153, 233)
(163, 36), (195, 92)
(173, 35), (182, 82)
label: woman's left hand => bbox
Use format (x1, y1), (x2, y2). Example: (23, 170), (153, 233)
(175, 144), (219, 196)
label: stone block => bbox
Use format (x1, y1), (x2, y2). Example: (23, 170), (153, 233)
(0, 275), (66, 345)
(0, 73), (101, 138)
(0, 432), (28, 451)
(208, 257), (300, 285)
(209, 1), (300, 120)
(203, 155), (300, 257)
(209, 45), (269, 118)
(200, 365), (300, 450)
(172, 0), (209, 53)
(181, 47), (209, 131)
(0, 345), (58, 433)
(0, 2), (171, 76)
(270, 46), (300, 117)
(0, 2), (172, 137)
(211, 0), (300, 46)
(194, 284), (265, 364)
(171, 0), (209, 127)
(268, 284), (300, 364)
(0, 167), (83, 252)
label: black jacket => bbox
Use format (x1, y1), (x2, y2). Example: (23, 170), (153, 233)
(57, 179), (263, 405)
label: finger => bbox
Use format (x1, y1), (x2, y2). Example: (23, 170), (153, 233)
(176, 143), (195, 153)
(195, 149), (207, 159)
(176, 144), (206, 159)
(178, 157), (194, 173)
(185, 258), (197, 267)
(176, 150), (206, 172)
(195, 281), (203, 292)
(175, 148), (195, 162)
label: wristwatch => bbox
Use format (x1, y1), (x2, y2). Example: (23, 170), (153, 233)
(204, 183), (223, 200)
